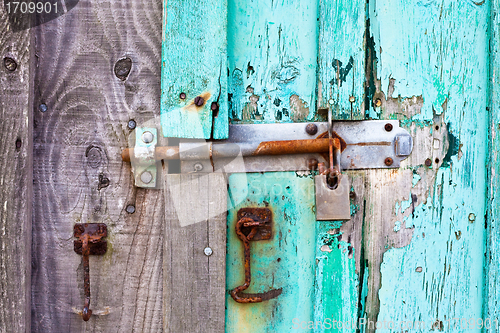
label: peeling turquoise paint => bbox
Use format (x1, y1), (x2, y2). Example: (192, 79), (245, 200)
(226, 173), (317, 332)
(370, 1), (488, 331)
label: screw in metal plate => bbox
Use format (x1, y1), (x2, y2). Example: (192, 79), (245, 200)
(141, 131), (154, 144)
(384, 123), (393, 132)
(126, 205), (136, 214)
(39, 103), (48, 112)
(349, 96), (356, 103)
(4, 57), (17, 72)
(305, 123), (318, 135)
(204, 247), (213, 256)
(127, 119), (136, 130)
(194, 163), (203, 172)
(384, 157), (393, 166)
(140, 171), (153, 184)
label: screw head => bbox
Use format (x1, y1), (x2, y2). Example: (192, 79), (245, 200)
(425, 158), (432, 167)
(126, 205), (136, 214)
(349, 96), (356, 103)
(141, 131), (154, 144)
(374, 98), (382, 107)
(179, 92), (186, 100)
(140, 171), (153, 184)
(384, 157), (393, 166)
(39, 104), (48, 112)
(211, 102), (219, 111)
(194, 96), (205, 106)
(328, 99), (334, 105)
(204, 247), (213, 256)
(305, 123), (318, 135)
(194, 163), (203, 172)
(4, 57), (17, 72)
(384, 123), (393, 132)
(307, 158), (318, 170)
(127, 119), (136, 130)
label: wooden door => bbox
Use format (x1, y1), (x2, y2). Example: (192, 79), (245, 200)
(0, 1), (498, 333)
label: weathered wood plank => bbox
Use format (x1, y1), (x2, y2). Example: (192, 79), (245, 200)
(318, 0), (366, 119)
(31, 0), (164, 331)
(227, 0), (318, 123)
(364, 0), (488, 331)
(161, 0), (228, 139)
(314, 172), (365, 332)
(225, 172), (316, 332)
(0, 10), (33, 333)
(486, 0), (500, 329)
(163, 173), (227, 333)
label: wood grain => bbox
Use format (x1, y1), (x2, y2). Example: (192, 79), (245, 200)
(161, 0), (228, 139)
(318, 0), (366, 119)
(363, 0), (489, 331)
(0, 9), (34, 333)
(163, 173), (227, 333)
(486, 0), (500, 329)
(31, 0), (164, 332)
(227, 0), (319, 123)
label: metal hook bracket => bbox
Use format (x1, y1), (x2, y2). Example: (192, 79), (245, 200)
(74, 223), (107, 321)
(230, 208), (282, 303)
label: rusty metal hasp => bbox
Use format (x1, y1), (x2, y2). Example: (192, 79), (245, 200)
(230, 208), (282, 303)
(74, 223), (107, 321)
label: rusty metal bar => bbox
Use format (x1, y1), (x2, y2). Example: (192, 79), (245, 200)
(74, 223), (107, 321)
(230, 209), (282, 304)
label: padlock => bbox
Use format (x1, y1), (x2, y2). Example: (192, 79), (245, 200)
(315, 173), (351, 221)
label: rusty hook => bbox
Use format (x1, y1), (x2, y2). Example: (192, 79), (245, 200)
(230, 209), (282, 303)
(74, 223), (107, 321)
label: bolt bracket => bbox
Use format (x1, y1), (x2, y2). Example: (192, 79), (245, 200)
(131, 127), (158, 188)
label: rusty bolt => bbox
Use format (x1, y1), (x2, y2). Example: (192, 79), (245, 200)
(349, 96), (356, 103)
(307, 158), (318, 170)
(425, 158), (432, 167)
(179, 92), (186, 100)
(4, 57), (17, 71)
(194, 96), (205, 106)
(127, 119), (136, 130)
(126, 205), (135, 214)
(384, 123), (393, 132)
(305, 123), (318, 135)
(374, 98), (382, 107)
(384, 157), (393, 166)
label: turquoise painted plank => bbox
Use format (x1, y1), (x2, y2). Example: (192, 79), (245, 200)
(227, 0), (318, 123)
(368, 1), (488, 330)
(314, 222), (358, 333)
(161, 0), (228, 139)
(318, 0), (366, 119)
(486, 0), (500, 330)
(225, 172), (316, 332)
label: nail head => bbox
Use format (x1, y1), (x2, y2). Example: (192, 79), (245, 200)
(39, 104), (48, 112)
(127, 119), (136, 130)
(204, 247), (213, 256)
(4, 57), (17, 72)
(305, 123), (318, 135)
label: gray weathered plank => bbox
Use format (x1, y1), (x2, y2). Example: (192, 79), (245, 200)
(31, 0), (164, 332)
(163, 173), (227, 333)
(0, 9), (33, 333)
